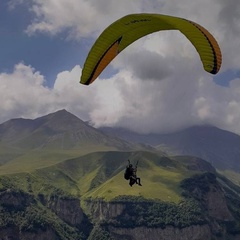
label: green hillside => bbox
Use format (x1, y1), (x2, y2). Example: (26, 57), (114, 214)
(0, 145), (121, 174)
(218, 169), (240, 186)
(1, 150), (240, 239)
(0, 151), (215, 203)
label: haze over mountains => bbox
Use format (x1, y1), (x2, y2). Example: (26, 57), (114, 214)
(100, 125), (240, 172)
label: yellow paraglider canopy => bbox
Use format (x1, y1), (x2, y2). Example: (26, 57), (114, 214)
(80, 13), (222, 85)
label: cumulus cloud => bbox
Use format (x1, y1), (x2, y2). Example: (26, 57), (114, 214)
(114, 50), (173, 81)
(88, 72), (240, 134)
(216, 0), (240, 70)
(26, 0), (98, 38)
(218, 0), (240, 35)
(3, 0), (240, 135)
(0, 63), (51, 121)
(23, 0), (144, 38)
(0, 63), (85, 122)
(1, 62), (240, 134)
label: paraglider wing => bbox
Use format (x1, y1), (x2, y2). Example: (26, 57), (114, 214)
(80, 13), (222, 85)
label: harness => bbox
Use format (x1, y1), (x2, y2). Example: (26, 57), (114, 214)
(124, 159), (138, 180)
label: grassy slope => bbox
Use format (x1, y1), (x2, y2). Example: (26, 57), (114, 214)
(2, 151), (196, 204)
(0, 145), (119, 175)
(83, 159), (189, 202)
(0, 144), (26, 164)
(0, 150), (211, 205)
(218, 169), (240, 186)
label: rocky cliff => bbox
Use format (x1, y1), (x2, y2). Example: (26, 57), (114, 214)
(0, 227), (59, 240)
(47, 195), (84, 226)
(108, 225), (212, 240)
(0, 188), (92, 240)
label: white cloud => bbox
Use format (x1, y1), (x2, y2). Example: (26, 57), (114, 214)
(3, 0), (240, 135)
(26, 0), (97, 38)
(2, 62), (240, 135)
(24, 0), (145, 38)
(0, 63), (51, 121)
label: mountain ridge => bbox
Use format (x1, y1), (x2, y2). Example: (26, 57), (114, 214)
(1, 109), (240, 176)
(0, 109), (143, 151)
(0, 109), (148, 173)
(99, 125), (240, 172)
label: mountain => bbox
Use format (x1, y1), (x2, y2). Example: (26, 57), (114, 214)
(0, 110), (146, 174)
(0, 109), (139, 150)
(1, 109), (239, 175)
(100, 125), (240, 172)
(1, 109), (240, 175)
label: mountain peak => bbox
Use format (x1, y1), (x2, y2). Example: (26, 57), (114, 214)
(32, 109), (88, 131)
(38, 109), (79, 120)
(0, 110), (140, 153)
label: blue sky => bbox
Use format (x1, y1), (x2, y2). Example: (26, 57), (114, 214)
(1, 0), (240, 134)
(214, 70), (240, 87)
(0, 1), (91, 87)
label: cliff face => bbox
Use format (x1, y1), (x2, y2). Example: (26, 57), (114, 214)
(0, 190), (60, 240)
(86, 201), (212, 240)
(47, 195), (84, 226)
(204, 184), (233, 221)
(0, 227), (59, 240)
(0, 189), (34, 210)
(86, 200), (125, 221)
(182, 173), (234, 221)
(108, 225), (211, 240)
(0, 189), (91, 240)
(86, 200), (215, 240)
